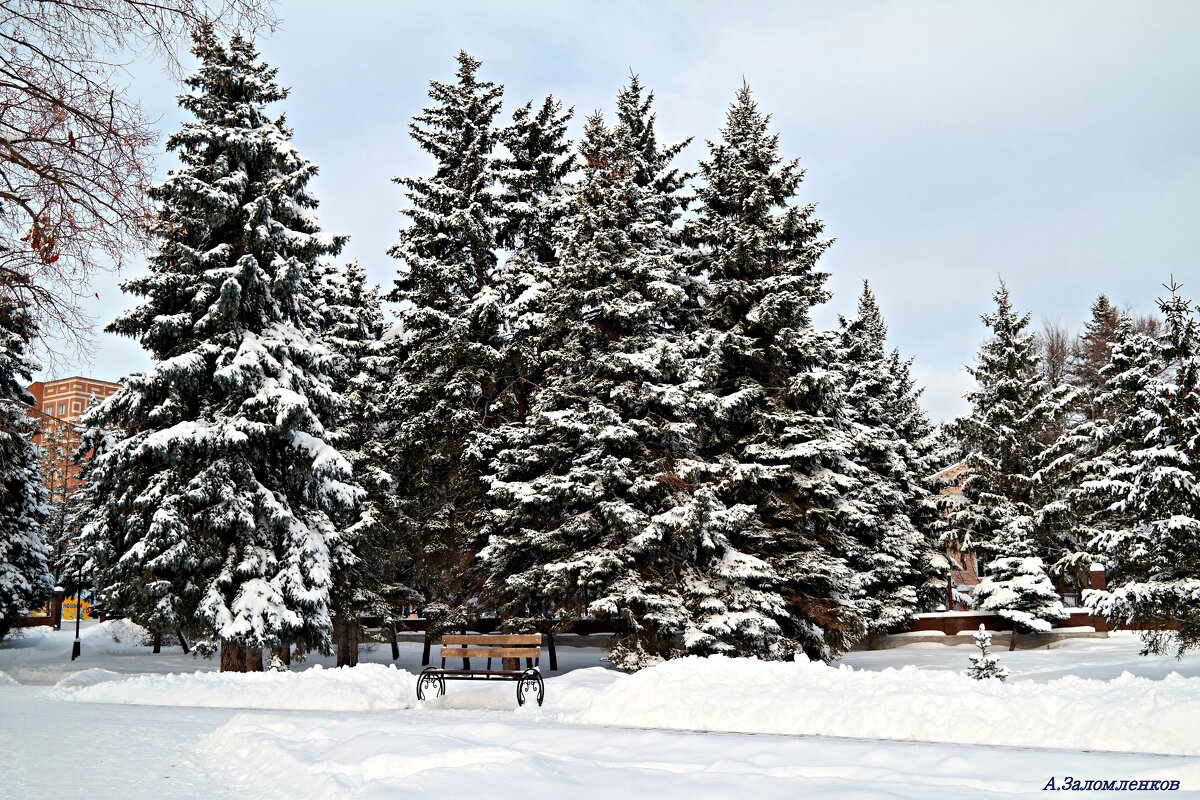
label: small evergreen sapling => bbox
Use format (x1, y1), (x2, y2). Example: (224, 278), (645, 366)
(966, 624), (1009, 681)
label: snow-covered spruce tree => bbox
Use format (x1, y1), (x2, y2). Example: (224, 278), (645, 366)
(1083, 287), (1200, 656)
(495, 95), (575, 267)
(1034, 299), (1129, 586)
(886, 349), (944, 482)
(1034, 299), (1161, 588)
(966, 624), (1008, 681)
(685, 84), (862, 660)
(836, 283), (946, 640)
(0, 299), (51, 641)
(612, 74), (691, 231)
(84, 28), (358, 671)
(1063, 314), (1161, 573)
(973, 516), (1067, 649)
(316, 261), (397, 666)
(482, 78), (703, 669)
(383, 52), (505, 632)
(1069, 295), (1121, 414)
(944, 283), (1067, 578)
(493, 94), (575, 424)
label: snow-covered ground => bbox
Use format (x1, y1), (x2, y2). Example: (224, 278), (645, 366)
(3, 622), (1200, 798)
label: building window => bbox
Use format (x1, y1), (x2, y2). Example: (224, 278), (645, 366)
(58, 403), (66, 415)
(44, 405), (52, 415)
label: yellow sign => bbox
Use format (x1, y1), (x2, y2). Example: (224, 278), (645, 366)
(62, 597), (91, 621)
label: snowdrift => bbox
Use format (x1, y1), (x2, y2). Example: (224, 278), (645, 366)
(81, 618), (156, 650)
(553, 656), (1200, 756)
(61, 663), (417, 711)
(58, 651), (1199, 756)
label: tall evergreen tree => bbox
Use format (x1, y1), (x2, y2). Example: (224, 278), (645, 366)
(686, 85), (861, 659)
(1083, 288), (1200, 656)
(82, 28), (357, 670)
(612, 75), (691, 233)
(495, 95), (575, 264)
(383, 52), (505, 631)
(946, 283), (1065, 570)
(492, 94), (575, 423)
(0, 299), (51, 640)
(1064, 314), (1161, 569)
(1069, 294), (1121, 411)
(318, 261), (396, 665)
(482, 79), (702, 669)
(836, 283), (945, 637)
(1034, 298), (1123, 586)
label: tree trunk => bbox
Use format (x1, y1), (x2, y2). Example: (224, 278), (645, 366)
(152, 630), (162, 654)
(349, 620), (360, 667)
(220, 641), (246, 672)
(334, 614), (351, 667)
(1009, 627), (1019, 651)
(272, 644), (290, 668)
(388, 623), (400, 661)
(245, 648), (264, 671)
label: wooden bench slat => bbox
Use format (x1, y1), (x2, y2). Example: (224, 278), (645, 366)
(440, 634), (542, 645)
(438, 647), (541, 659)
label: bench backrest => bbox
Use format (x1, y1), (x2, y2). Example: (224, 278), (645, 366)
(438, 634), (542, 662)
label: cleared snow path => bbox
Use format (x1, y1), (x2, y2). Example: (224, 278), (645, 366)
(0, 686), (242, 800)
(4, 685), (1197, 800)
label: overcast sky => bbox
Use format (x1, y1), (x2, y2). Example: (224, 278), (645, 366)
(36, 0), (1200, 421)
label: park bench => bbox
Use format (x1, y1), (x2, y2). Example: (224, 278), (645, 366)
(416, 633), (546, 706)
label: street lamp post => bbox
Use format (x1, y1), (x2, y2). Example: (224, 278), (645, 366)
(70, 552), (83, 660)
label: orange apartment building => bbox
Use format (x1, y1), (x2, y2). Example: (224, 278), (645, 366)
(25, 376), (121, 491)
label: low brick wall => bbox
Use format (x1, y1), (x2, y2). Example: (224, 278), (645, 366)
(11, 588), (64, 629)
(905, 608), (1109, 635)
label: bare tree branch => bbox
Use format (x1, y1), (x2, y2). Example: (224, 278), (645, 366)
(0, 0), (277, 360)
(1039, 319), (1071, 387)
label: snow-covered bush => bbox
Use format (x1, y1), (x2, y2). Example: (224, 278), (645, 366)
(966, 624), (1009, 682)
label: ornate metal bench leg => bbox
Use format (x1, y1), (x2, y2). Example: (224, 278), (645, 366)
(417, 668), (445, 702)
(516, 668), (544, 707)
